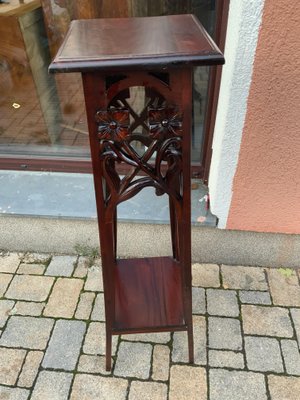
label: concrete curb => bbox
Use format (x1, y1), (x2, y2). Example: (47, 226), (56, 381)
(0, 215), (299, 268)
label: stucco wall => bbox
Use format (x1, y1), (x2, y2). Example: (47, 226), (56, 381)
(227, 0), (300, 234)
(208, 0), (265, 228)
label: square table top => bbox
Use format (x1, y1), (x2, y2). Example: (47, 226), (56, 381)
(49, 14), (224, 73)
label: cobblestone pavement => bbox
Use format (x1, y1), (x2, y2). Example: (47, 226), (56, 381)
(0, 252), (300, 399)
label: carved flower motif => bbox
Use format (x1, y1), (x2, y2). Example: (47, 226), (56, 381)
(95, 109), (130, 142)
(148, 107), (183, 139)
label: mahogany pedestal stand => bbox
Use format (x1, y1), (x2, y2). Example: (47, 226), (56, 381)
(50, 14), (224, 371)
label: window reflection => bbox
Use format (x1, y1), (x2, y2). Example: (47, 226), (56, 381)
(0, 0), (216, 165)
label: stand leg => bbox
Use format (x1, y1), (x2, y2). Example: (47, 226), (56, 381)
(101, 221), (116, 372)
(187, 292), (194, 363)
(105, 328), (112, 371)
(169, 198), (179, 261)
(113, 209), (117, 259)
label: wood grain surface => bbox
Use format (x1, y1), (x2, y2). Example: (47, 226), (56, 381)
(114, 257), (185, 332)
(49, 14), (224, 72)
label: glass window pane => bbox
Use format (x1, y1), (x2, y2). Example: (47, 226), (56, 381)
(0, 0), (217, 168)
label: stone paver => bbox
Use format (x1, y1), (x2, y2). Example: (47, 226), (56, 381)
(0, 253), (20, 273)
(0, 347), (26, 385)
(208, 317), (242, 350)
(242, 305), (293, 337)
(268, 268), (300, 306)
(123, 331), (170, 344)
(0, 316), (54, 349)
(291, 308), (300, 346)
(75, 292), (95, 320)
(78, 354), (111, 375)
(18, 351), (44, 388)
(84, 264), (103, 292)
(268, 375), (300, 400)
(45, 255), (77, 277)
(152, 344), (170, 381)
(12, 301), (45, 317)
(44, 278), (83, 318)
(192, 263), (220, 287)
(0, 386), (29, 400)
(1, 252), (300, 400)
(83, 322), (118, 356)
(0, 299), (14, 327)
(281, 339), (300, 375)
(169, 365), (207, 400)
(0, 273), (13, 296)
(73, 256), (89, 278)
(129, 381), (168, 400)
(70, 374), (128, 400)
(91, 293), (105, 321)
(42, 320), (86, 370)
(192, 287), (206, 314)
(209, 350), (244, 369)
(245, 336), (284, 373)
(221, 265), (268, 290)
(31, 371), (73, 400)
(207, 289), (239, 317)
(17, 263), (45, 275)
(210, 369), (267, 400)
(172, 315), (206, 364)
(239, 290), (271, 305)
(114, 341), (152, 379)
(22, 253), (50, 264)
(5, 275), (54, 301)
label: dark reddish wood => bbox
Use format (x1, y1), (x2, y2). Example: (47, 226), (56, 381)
(202, 0), (230, 183)
(82, 73), (115, 371)
(81, 67), (196, 370)
(49, 15), (224, 73)
(50, 15), (224, 371)
(175, 68), (194, 362)
(114, 257), (184, 332)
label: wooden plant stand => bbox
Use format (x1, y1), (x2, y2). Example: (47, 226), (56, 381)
(50, 14), (224, 371)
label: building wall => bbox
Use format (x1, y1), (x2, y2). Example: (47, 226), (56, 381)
(209, 0), (265, 227)
(209, 0), (300, 234)
(227, 0), (300, 234)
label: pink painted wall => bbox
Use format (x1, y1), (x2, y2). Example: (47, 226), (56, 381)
(226, 0), (300, 234)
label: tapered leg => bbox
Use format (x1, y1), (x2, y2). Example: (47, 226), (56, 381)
(82, 73), (116, 371)
(179, 68), (194, 364)
(100, 220), (116, 372)
(186, 288), (194, 363)
(169, 197), (179, 261)
(113, 209), (117, 259)
(105, 327), (112, 371)
(188, 327), (194, 363)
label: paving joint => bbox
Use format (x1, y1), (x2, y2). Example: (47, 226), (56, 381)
(0, 252), (300, 399)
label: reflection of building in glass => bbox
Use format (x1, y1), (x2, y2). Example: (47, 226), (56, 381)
(0, 0), (217, 170)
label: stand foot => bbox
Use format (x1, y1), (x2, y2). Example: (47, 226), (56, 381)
(188, 324), (194, 364)
(105, 332), (112, 371)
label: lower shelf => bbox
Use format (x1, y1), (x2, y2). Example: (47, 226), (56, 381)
(113, 256), (186, 334)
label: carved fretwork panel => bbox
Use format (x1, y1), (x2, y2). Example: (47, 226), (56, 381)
(108, 87), (166, 134)
(94, 83), (184, 223)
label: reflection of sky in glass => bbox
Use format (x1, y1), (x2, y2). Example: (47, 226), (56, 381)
(0, 170), (217, 226)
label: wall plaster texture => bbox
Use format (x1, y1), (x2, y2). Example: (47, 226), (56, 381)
(208, 0), (265, 228)
(227, 0), (300, 234)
